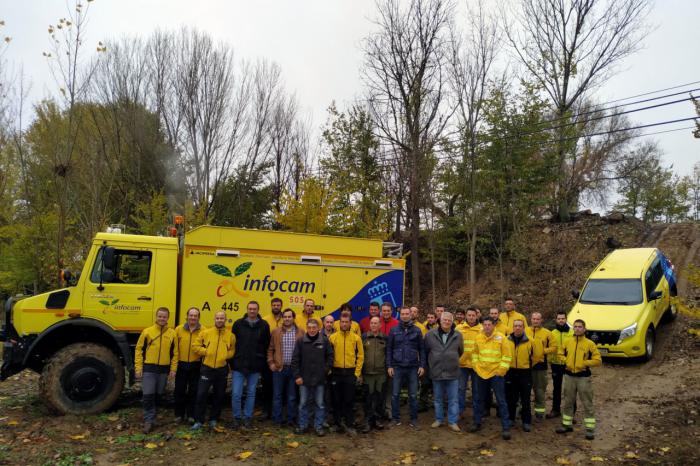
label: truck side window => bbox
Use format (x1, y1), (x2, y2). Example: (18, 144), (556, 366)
(644, 258), (663, 298)
(90, 249), (153, 285)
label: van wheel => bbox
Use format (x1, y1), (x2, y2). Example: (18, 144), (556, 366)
(642, 327), (655, 362)
(39, 343), (124, 415)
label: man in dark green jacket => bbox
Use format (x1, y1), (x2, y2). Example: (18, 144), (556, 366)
(361, 316), (387, 433)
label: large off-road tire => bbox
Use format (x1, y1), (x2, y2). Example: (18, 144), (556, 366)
(641, 327), (655, 362)
(39, 343), (125, 415)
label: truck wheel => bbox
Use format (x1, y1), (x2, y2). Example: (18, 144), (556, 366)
(39, 343), (124, 415)
(642, 327), (655, 362)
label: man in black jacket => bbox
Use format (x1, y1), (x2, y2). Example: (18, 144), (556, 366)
(292, 318), (333, 436)
(231, 300), (271, 429)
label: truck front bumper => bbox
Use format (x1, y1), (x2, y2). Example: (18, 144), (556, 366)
(1, 338), (28, 380)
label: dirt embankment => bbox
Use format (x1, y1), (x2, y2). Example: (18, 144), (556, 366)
(0, 220), (698, 465)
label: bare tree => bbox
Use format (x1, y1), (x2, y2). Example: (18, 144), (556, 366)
(363, 0), (455, 303)
(504, 0), (652, 221)
(449, 0), (500, 301)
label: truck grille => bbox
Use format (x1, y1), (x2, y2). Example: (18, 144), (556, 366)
(586, 330), (620, 346)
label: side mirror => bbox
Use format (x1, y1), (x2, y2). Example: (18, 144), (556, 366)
(571, 289), (580, 300)
(649, 290), (662, 301)
(102, 246), (116, 270)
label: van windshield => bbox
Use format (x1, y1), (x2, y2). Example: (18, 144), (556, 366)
(579, 279), (643, 305)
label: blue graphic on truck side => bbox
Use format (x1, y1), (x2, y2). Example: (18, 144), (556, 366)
(330, 269), (404, 320)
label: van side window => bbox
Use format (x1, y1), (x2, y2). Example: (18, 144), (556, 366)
(644, 258), (663, 298)
(90, 249), (153, 285)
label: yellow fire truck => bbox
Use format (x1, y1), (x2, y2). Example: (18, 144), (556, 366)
(1, 225), (405, 414)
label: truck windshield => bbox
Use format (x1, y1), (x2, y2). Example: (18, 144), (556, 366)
(579, 279), (643, 305)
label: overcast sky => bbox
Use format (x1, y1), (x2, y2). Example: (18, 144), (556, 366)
(2, 0), (698, 181)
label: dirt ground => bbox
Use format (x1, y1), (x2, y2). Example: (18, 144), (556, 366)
(1, 222), (698, 466)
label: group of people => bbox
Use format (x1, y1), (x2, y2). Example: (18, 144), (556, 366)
(134, 297), (602, 441)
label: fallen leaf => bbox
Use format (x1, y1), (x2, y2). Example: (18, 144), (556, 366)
(213, 425), (226, 433)
(480, 450), (494, 457)
(180, 433), (192, 440)
(625, 451), (639, 459)
(69, 434), (86, 440)
(145, 442), (158, 449)
(237, 451), (253, 460)
(287, 441), (300, 448)
(107, 415), (119, 422)
(6, 421), (18, 426)
(262, 432), (272, 436)
(431, 445), (439, 451)
(556, 457), (571, 465)
(590, 456), (605, 462)
(660, 447), (671, 453)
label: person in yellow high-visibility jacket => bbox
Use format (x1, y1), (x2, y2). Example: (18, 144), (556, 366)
(498, 298), (529, 336)
(549, 311), (574, 418)
(174, 307), (205, 423)
(555, 319), (602, 440)
(191, 311), (235, 430)
(328, 311), (364, 435)
(135, 307), (178, 433)
(526, 312), (557, 419)
(505, 319), (544, 432)
(470, 317), (513, 440)
(457, 307), (482, 417)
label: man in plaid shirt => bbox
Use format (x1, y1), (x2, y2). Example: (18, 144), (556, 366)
(268, 309), (305, 426)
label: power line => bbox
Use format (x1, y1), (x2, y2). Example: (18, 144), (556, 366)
(603, 80), (700, 105)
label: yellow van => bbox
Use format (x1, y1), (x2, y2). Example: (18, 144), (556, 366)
(569, 248), (676, 360)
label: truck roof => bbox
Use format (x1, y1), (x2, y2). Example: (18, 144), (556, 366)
(184, 225), (386, 259)
(589, 247), (657, 279)
(94, 232), (178, 248)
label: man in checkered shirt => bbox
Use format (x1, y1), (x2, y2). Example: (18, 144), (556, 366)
(267, 309), (305, 426)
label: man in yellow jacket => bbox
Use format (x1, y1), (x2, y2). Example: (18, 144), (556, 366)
(135, 308), (178, 433)
(498, 298), (529, 336)
(457, 307), (482, 417)
(328, 311), (364, 436)
(506, 319), (544, 432)
(332, 303), (362, 335)
(470, 316), (512, 440)
(549, 311), (574, 418)
(526, 312), (557, 419)
(191, 310), (235, 430)
(555, 319), (602, 440)
(489, 307), (508, 335)
(174, 307), (205, 423)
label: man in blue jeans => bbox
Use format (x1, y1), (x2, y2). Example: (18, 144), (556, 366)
(470, 317), (513, 440)
(267, 309), (304, 426)
(386, 306), (426, 428)
(231, 301), (271, 429)
(425, 311), (464, 432)
(292, 318), (333, 436)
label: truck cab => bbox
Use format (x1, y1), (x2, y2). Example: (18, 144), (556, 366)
(1, 233), (178, 414)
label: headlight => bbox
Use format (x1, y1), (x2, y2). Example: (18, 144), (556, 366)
(617, 322), (637, 344)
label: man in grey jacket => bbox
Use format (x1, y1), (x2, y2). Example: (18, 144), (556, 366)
(425, 312), (464, 432)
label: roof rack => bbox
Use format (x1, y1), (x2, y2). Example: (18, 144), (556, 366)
(382, 242), (403, 258)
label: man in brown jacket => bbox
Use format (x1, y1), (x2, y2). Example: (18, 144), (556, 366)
(268, 308), (305, 426)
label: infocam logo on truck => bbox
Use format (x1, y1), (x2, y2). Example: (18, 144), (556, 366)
(210, 262), (317, 297)
(0, 224), (405, 415)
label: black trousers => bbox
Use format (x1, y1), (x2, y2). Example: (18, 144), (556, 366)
(551, 363), (565, 413)
(331, 369), (356, 427)
(506, 369), (533, 425)
(194, 365), (228, 423)
(174, 361), (201, 419)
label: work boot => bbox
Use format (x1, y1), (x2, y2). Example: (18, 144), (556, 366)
(361, 423), (371, 434)
(431, 420), (442, 428)
(535, 413), (545, 420)
(546, 411), (561, 419)
(143, 422), (153, 434)
(448, 423), (461, 432)
(315, 427), (326, 437)
(468, 423), (481, 433)
(191, 422), (203, 431)
(523, 423), (532, 432)
(585, 429), (595, 440)
(501, 429), (511, 440)
(556, 425), (573, 434)
(294, 426), (307, 435)
(374, 420), (384, 430)
(345, 425), (357, 437)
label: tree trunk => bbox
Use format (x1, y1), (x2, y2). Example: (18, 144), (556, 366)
(469, 224), (477, 302)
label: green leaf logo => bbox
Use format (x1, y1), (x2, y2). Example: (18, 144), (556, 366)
(111, 299), (119, 305)
(99, 300), (110, 306)
(208, 264), (232, 277)
(234, 262), (252, 276)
